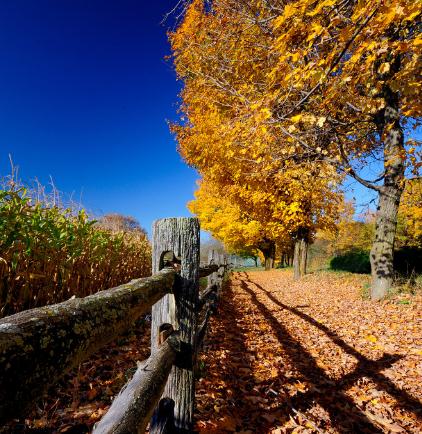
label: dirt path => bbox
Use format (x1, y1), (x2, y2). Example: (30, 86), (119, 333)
(195, 270), (422, 433)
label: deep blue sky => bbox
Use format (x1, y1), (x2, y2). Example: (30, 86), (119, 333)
(0, 0), (199, 235)
(0, 1), (417, 235)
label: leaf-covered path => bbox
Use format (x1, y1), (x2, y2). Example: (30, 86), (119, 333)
(195, 270), (422, 433)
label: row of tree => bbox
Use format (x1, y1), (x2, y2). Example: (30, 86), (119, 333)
(170, 0), (421, 300)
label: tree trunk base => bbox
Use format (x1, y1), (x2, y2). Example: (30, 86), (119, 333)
(370, 276), (392, 301)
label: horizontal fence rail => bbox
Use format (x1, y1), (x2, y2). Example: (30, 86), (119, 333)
(198, 264), (219, 278)
(0, 268), (176, 422)
(93, 331), (181, 434)
(198, 283), (218, 309)
(0, 217), (229, 432)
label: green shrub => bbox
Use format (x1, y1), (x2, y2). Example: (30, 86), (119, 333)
(330, 247), (422, 277)
(330, 250), (371, 274)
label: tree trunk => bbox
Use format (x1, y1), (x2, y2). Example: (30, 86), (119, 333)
(283, 254), (286, 267)
(293, 240), (301, 279)
(370, 84), (405, 300)
(299, 238), (308, 277)
(294, 229), (309, 279)
(259, 240), (275, 271)
(264, 256), (273, 270)
(370, 188), (402, 300)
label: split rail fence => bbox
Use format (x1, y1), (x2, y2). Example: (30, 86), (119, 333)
(0, 217), (229, 433)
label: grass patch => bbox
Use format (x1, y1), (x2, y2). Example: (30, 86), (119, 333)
(360, 282), (371, 300)
(199, 276), (208, 290)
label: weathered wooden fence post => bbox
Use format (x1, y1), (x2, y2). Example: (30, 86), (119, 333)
(150, 218), (200, 433)
(216, 254), (226, 297)
(207, 249), (218, 289)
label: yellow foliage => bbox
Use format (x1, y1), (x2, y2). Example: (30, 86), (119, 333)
(319, 201), (375, 255)
(169, 0), (420, 262)
(396, 178), (422, 248)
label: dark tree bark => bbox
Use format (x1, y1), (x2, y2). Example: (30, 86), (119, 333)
(259, 240), (275, 270)
(293, 240), (301, 279)
(293, 228), (309, 280)
(370, 84), (405, 300)
(287, 253), (293, 267)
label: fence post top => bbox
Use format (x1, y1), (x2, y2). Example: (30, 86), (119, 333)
(152, 217), (199, 225)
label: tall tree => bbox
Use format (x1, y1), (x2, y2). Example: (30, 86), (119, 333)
(188, 178), (282, 269)
(269, 0), (421, 299)
(97, 213), (147, 236)
(170, 0), (342, 275)
(189, 167), (341, 273)
(170, 0), (421, 299)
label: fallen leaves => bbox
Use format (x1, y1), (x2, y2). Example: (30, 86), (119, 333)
(3, 270), (421, 433)
(195, 269), (422, 433)
(1, 318), (152, 433)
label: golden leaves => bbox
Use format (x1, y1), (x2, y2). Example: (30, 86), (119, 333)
(195, 270), (422, 432)
(170, 0), (420, 256)
(316, 116), (327, 127)
(365, 334), (378, 343)
(306, 0), (337, 17)
(378, 62), (391, 74)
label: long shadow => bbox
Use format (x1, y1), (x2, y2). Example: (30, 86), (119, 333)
(238, 274), (387, 433)
(249, 275), (422, 419)
(196, 282), (273, 432)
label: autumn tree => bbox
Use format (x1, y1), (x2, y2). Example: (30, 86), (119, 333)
(188, 165), (341, 274)
(189, 178), (281, 269)
(97, 213), (147, 236)
(170, 0), (343, 276)
(396, 177), (422, 248)
(319, 201), (375, 256)
(170, 0), (421, 299)
(269, 0), (421, 300)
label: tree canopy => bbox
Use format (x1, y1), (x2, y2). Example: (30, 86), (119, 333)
(170, 0), (421, 298)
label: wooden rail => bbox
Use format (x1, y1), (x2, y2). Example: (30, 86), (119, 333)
(0, 269), (175, 422)
(198, 283), (218, 309)
(198, 263), (219, 277)
(0, 217), (229, 432)
(93, 331), (181, 434)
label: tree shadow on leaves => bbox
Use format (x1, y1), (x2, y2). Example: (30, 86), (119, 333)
(197, 282), (281, 432)
(247, 274), (422, 420)
(237, 272), (411, 433)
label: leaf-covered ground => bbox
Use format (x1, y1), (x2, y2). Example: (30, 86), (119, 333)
(195, 270), (422, 433)
(2, 319), (152, 433)
(4, 269), (421, 433)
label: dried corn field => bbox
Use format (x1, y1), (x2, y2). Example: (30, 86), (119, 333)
(0, 187), (151, 317)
